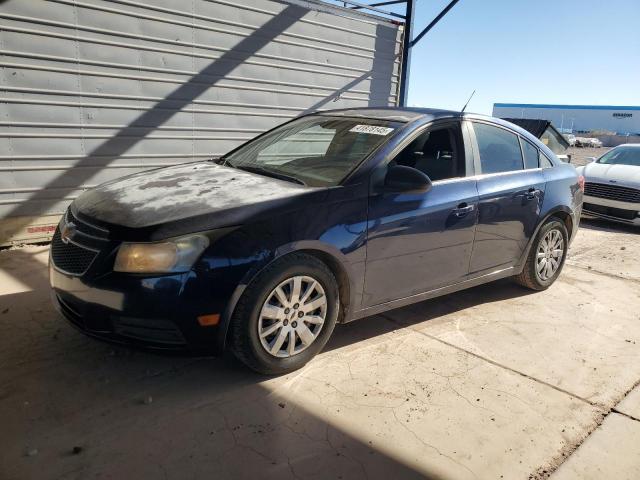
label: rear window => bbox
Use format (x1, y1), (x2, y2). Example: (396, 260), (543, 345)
(474, 123), (524, 174)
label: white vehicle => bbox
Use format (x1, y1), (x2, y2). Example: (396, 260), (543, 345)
(589, 138), (603, 148)
(575, 144), (640, 226)
(564, 134), (577, 147)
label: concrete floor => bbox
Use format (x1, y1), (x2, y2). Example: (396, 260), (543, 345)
(1, 218), (639, 480)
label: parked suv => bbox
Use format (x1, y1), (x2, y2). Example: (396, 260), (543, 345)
(50, 108), (584, 374)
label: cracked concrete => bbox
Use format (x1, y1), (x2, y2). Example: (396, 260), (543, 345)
(550, 413), (640, 480)
(1, 218), (639, 479)
(616, 384), (640, 420)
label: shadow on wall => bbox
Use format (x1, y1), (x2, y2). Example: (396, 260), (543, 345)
(1, 8), (400, 245)
(302, 23), (398, 113)
(2, 5), (305, 226)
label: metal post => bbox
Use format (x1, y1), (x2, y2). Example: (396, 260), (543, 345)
(398, 0), (415, 106)
(409, 0), (460, 48)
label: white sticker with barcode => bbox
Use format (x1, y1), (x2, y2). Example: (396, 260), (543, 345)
(349, 125), (395, 136)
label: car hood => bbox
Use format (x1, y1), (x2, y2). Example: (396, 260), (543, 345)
(73, 162), (321, 240)
(580, 162), (640, 187)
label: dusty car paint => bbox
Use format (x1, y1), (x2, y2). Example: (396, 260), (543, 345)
(73, 162), (316, 240)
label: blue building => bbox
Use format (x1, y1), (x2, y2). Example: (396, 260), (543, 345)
(492, 103), (640, 135)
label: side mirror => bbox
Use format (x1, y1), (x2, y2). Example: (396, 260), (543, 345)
(384, 165), (432, 193)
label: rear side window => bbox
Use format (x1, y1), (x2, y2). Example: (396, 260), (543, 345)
(520, 138), (539, 169)
(539, 152), (553, 168)
(473, 123), (524, 174)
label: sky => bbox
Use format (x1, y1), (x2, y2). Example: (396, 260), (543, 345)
(402, 0), (640, 114)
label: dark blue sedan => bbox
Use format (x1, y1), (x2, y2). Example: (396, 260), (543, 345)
(49, 108), (584, 374)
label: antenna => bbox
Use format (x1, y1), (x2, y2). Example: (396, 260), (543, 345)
(460, 90), (476, 113)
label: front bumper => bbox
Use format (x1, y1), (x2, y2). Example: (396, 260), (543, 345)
(49, 260), (225, 352)
(582, 195), (640, 226)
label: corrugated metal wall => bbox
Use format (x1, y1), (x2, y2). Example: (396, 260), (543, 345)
(0, 0), (403, 245)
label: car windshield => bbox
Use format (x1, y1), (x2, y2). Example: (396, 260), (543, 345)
(597, 146), (640, 167)
(222, 115), (402, 187)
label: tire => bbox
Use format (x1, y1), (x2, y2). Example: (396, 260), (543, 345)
(229, 252), (339, 375)
(514, 218), (569, 291)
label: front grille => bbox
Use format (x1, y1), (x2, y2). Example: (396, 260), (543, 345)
(584, 182), (640, 203)
(50, 226), (99, 275)
(583, 202), (639, 221)
(50, 208), (111, 276)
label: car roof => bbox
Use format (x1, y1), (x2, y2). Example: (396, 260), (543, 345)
(614, 143), (640, 148)
(315, 107), (533, 131)
(316, 107), (462, 123)
(318, 107), (555, 156)
(314, 107), (558, 161)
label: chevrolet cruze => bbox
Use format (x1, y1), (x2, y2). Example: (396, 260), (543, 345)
(50, 108), (584, 374)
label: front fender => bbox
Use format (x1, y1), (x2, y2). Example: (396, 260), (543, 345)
(215, 240), (356, 353)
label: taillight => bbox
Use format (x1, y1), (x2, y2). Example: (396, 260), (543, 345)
(578, 175), (585, 192)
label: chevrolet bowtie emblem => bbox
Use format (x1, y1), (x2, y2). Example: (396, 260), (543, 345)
(60, 222), (77, 244)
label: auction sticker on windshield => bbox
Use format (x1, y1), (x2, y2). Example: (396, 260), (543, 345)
(349, 125), (395, 136)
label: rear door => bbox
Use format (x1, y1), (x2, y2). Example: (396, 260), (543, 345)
(363, 121), (479, 307)
(468, 121), (546, 275)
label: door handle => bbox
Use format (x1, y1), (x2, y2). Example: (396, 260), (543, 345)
(453, 203), (475, 217)
(526, 188), (541, 200)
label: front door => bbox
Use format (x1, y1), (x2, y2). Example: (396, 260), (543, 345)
(363, 122), (478, 308)
(468, 121), (546, 275)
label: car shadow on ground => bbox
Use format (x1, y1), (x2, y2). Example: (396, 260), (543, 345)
(326, 278), (536, 353)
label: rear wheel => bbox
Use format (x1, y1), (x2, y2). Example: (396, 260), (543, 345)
(514, 218), (568, 290)
(230, 253), (339, 374)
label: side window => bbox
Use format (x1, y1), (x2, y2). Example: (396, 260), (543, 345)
(392, 125), (464, 181)
(539, 152), (553, 168)
(473, 123), (524, 174)
(520, 138), (540, 169)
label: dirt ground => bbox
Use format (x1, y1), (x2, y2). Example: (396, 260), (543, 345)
(565, 146), (609, 166)
(1, 217), (639, 480)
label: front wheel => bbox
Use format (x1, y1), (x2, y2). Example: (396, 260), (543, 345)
(229, 253), (339, 375)
(514, 218), (568, 290)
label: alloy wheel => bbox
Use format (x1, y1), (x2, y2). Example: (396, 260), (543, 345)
(536, 229), (564, 281)
(258, 275), (327, 358)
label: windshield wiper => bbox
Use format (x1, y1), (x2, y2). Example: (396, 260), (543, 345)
(233, 165), (306, 186)
(210, 156), (229, 166)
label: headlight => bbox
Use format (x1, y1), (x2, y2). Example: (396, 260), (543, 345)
(114, 234), (209, 273)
